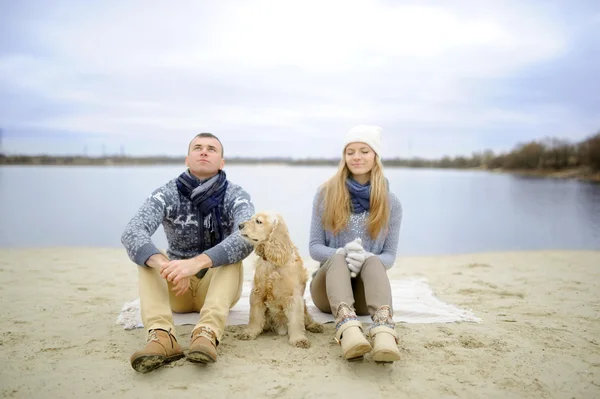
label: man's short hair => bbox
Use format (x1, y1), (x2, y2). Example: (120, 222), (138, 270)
(188, 132), (224, 157)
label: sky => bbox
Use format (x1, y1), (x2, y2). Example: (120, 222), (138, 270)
(1, 0), (599, 159)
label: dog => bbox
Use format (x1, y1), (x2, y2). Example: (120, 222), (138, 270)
(237, 211), (323, 348)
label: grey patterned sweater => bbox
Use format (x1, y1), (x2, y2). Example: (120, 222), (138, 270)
(308, 189), (402, 269)
(121, 177), (255, 268)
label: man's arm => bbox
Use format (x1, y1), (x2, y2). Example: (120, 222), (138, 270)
(146, 253), (170, 269)
(121, 186), (170, 267)
(203, 186), (255, 267)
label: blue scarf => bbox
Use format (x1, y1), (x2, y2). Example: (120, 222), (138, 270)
(346, 178), (371, 213)
(176, 169), (229, 251)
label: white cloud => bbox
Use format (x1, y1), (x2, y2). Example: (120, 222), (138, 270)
(2, 0), (594, 158)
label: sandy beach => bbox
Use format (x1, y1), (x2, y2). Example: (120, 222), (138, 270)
(1, 248), (599, 398)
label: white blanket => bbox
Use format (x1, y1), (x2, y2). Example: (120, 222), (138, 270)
(116, 277), (481, 330)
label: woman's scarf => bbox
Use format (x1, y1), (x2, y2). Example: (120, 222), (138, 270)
(346, 178), (371, 213)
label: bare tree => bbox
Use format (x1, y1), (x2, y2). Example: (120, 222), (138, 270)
(579, 132), (600, 171)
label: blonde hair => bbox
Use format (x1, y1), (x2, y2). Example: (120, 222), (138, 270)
(320, 156), (390, 239)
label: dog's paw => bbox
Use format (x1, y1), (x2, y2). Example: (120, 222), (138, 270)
(236, 330), (259, 340)
(290, 336), (311, 349)
(306, 323), (324, 333)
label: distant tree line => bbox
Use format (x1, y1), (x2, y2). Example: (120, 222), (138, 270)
(0, 154), (341, 166)
(1, 131), (599, 174)
(384, 132), (600, 172)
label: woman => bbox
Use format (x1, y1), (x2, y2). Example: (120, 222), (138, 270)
(309, 125), (402, 362)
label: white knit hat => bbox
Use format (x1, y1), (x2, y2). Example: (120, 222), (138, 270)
(343, 125), (383, 157)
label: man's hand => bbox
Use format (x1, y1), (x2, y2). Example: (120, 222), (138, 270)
(145, 253), (170, 270)
(171, 276), (191, 296)
(160, 254), (213, 284)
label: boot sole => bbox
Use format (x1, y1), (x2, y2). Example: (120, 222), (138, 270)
(344, 342), (372, 361)
(187, 350), (216, 364)
(373, 350), (401, 363)
(131, 353), (185, 373)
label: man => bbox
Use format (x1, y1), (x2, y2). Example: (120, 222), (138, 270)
(121, 133), (255, 373)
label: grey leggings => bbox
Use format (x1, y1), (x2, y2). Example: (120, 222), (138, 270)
(309, 254), (393, 318)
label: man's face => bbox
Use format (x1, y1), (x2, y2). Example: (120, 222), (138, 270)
(185, 137), (225, 179)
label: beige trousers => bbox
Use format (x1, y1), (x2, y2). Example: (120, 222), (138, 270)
(138, 261), (243, 343)
(310, 254), (392, 318)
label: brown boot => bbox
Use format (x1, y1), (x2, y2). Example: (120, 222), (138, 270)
(187, 326), (218, 364)
(130, 329), (184, 373)
(370, 305), (401, 363)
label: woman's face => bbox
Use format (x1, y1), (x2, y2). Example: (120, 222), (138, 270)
(345, 142), (376, 179)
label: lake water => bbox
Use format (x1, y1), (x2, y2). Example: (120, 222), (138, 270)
(1, 165), (599, 257)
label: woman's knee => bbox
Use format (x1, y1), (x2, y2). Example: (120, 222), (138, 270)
(309, 280), (331, 314)
(361, 256), (386, 274)
(327, 254), (349, 270)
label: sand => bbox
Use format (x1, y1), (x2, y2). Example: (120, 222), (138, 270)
(1, 248), (599, 398)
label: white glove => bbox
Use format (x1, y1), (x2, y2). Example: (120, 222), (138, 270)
(347, 251), (367, 264)
(337, 238), (369, 278)
(335, 238), (363, 256)
(346, 251), (367, 275)
(344, 238), (364, 254)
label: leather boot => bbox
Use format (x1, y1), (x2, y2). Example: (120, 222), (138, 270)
(187, 326), (218, 364)
(130, 329), (184, 373)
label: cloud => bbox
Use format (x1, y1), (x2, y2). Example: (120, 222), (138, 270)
(1, 0), (598, 157)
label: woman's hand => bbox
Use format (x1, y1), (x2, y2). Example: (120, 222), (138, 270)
(346, 251), (366, 275)
(344, 238), (364, 253)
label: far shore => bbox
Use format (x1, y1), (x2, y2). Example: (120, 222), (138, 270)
(1, 155), (599, 183)
(489, 166), (600, 183)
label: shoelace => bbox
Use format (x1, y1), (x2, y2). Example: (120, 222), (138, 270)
(148, 331), (159, 342)
(193, 327), (215, 343)
(147, 330), (176, 348)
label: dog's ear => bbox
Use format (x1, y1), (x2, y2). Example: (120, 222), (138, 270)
(262, 213), (291, 266)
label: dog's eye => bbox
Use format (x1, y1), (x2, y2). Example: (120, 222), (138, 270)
(256, 219), (262, 224)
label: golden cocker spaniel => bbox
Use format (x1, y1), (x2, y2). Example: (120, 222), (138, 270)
(237, 211), (323, 348)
